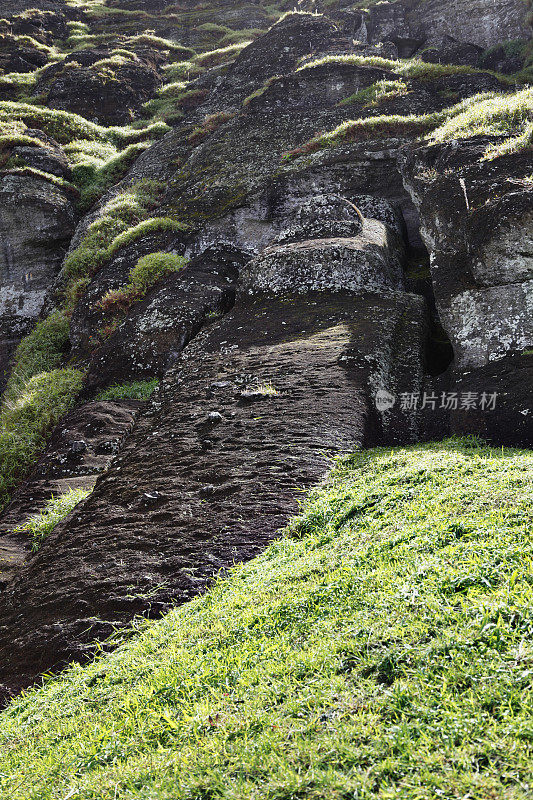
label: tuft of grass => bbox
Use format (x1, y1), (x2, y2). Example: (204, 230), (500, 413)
(430, 87), (533, 160)
(95, 378), (159, 402)
(282, 89), (530, 161)
(188, 111), (235, 144)
(0, 440), (532, 798)
(337, 79), (409, 107)
(15, 488), (91, 552)
(62, 181), (185, 290)
(97, 251), (187, 318)
(0, 312), (83, 511)
(128, 251), (186, 291)
(3, 313), (71, 403)
(297, 53), (510, 84)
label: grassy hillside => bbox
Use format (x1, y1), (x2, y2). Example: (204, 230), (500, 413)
(0, 439), (532, 799)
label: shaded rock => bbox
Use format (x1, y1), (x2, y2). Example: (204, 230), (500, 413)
(44, 58), (161, 125)
(367, 0), (530, 51)
(242, 217), (405, 295)
(420, 36), (483, 67)
(0, 33), (50, 72)
(401, 138), (532, 369)
(402, 137), (532, 442)
(81, 245), (244, 392)
(479, 41), (528, 74)
(451, 352), (533, 446)
(0, 137), (76, 327)
(68, 229), (187, 358)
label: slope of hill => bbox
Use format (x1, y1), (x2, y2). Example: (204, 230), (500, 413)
(0, 439), (532, 799)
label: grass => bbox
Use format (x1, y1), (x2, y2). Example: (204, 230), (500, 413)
(0, 367), (83, 513)
(0, 313), (83, 511)
(283, 88), (532, 162)
(98, 251), (187, 318)
(297, 53), (509, 83)
(337, 79), (409, 108)
(95, 378), (159, 402)
(0, 439), (532, 798)
(430, 87), (533, 160)
(0, 101), (170, 210)
(15, 487), (91, 552)
(61, 181), (184, 286)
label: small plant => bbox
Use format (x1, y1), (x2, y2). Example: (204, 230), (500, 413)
(246, 381), (279, 396)
(15, 487), (91, 552)
(129, 252), (186, 291)
(96, 379), (159, 402)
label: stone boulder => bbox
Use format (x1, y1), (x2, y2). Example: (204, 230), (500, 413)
(241, 205), (405, 295)
(81, 246), (244, 392)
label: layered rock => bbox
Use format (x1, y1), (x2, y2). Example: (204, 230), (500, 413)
(367, 0), (530, 51)
(41, 55), (161, 126)
(0, 399), (143, 587)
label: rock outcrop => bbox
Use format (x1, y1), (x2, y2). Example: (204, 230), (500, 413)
(367, 0), (530, 51)
(0, 132), (76, 380)
(402, 138), (533, 444)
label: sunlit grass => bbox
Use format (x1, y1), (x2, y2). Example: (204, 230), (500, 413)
(0, 440), (531, 798)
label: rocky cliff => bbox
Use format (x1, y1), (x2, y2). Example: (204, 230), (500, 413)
(0, 0), (531, 701)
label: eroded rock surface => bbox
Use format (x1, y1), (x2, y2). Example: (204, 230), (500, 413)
(367, 0), (530, 51)
(0, 400), (143, 588)
(402, 139), (533, 443)
(0, 132), (76, 372)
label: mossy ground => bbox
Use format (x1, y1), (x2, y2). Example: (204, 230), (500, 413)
(0, 439), (531, 799)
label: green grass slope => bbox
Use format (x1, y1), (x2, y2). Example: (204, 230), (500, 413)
(0, 439), (532, 799)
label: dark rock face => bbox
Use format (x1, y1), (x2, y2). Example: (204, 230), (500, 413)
(451, 354), (533, 447)
(0, 400), (143, 588)
(401, 139), (533, 443)
(80, 246), (244, 391)
(0, 289), (427, 699)
(367, 0), (530, 50)
(44, 59), (161, 126)
(402, 140), (532, 371)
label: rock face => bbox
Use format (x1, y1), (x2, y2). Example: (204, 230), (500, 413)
(42, 55), (161, 126)
(0, 284), (428, 698)
(0, 400), (143, 587)
(0, 132), (76, 380)
(402, 139), (533, 445)
(0, 0), (531, 699)
(367, 0), (530, 50)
